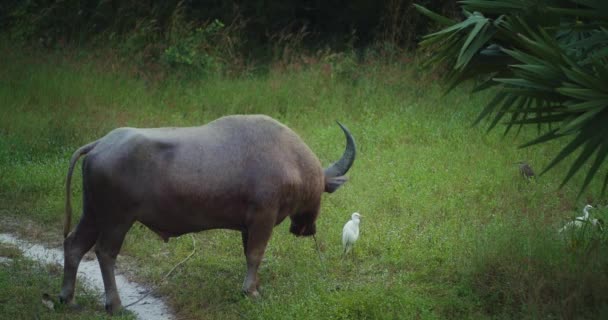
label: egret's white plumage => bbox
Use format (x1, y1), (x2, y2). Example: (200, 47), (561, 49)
(342, 212), (362, 256)
(559, 204), (602, 233)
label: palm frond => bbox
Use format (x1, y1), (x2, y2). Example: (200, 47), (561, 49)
(415, 0), (608, 195)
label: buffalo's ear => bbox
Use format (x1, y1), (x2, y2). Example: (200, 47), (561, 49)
(325, 176), (348, 193)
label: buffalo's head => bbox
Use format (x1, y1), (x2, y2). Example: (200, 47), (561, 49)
(289, 212), (317, 237)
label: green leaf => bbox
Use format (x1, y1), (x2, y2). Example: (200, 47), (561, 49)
(472, 90), (507, 126)
(506, 105), (565, 114)
(503, 48), (550, 66)
(559, 138), (600, 188)
(565, 99), (608, 112)
(511, 64), (562, 81)
(472, 74), (501, 92)
(579, 142), (608, 197)
(540, 132), (590, 175)
(519, 128), (563, 148)
(505, 87), (562, 100)
(456, 17), (492, 69)
(503, 96), (532, 135)
(509, 113), (570, 125)
(511, 26), (564, 64)
(562, 66), (608, 92)
(556, 87), (608, 100)
(487, 94), (518, 132)
(413, 4), (457, 26)
(548, 7), (608, 19)
(558, 108), (604, 134)
(494, 78), (553, 91)
(586, 46), (608, 63)
(424, 16), (479, 38)
(461, 0), (527, 14)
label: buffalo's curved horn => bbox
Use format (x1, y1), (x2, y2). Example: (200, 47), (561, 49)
(324, 121), (356, 177)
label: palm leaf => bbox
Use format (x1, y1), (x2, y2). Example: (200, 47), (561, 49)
(518, 128), (563, 148)
(556, 87), (608, 100)
(540, 131), (590, 175)
(413, 4), (457, 26)
(487, 94), (518, 131)
(579, 142), (608, 196)
(472, 90), (507, 126)
(558, 108), (604, 134)
(560, 138), (601, 187)
(416, 0), (608, 195)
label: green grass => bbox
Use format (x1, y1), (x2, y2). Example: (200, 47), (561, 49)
(0, 245), (135, 319)
(1, 43), (607, 319)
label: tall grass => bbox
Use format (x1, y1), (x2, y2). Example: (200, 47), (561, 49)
(1, 43), (607, 319)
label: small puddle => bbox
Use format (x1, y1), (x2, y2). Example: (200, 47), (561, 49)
(0, 233), (174, 320)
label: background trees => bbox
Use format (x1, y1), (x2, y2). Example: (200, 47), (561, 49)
(3, 1), (456, 55)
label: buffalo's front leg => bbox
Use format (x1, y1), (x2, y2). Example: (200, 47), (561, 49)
(242, 215), (274, 297)
(95, 223), (133, 314)
(241, 230), (248, 255)
(60, 213), (98, 305)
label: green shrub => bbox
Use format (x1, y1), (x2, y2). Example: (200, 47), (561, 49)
(161, 19), (225, 75)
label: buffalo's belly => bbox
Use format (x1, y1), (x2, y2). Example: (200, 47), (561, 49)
(135, 194), (250, 237)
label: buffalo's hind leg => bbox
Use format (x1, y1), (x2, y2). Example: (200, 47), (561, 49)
(95, 222), (133, 314)
(60, 213), (98, 305)
(242, 208), (275, 298)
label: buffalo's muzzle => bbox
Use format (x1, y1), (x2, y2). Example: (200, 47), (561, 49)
(289, 222), (316, 237)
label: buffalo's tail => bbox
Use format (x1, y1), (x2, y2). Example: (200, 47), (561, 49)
(64, 140), (98, 239)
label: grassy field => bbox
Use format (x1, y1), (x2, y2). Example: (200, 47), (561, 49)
(1, 43), (607, 319)
(0, 242), (135, 319)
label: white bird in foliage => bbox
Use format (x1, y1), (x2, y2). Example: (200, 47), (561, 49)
(342, 212), (362, 256)
(559, 204), (603, 233)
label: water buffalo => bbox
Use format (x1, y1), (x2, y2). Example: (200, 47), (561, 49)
(59, 114), (356, 313)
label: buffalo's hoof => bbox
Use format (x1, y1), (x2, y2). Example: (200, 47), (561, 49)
(58, 296), (83, 311)
(58, 294), (72, 305)
(242, 289), (261, 299)
(248, 290), (261, 299)
(105, 303), (123, 315)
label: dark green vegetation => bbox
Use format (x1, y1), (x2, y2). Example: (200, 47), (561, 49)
(1, 0), (457, 51)
(0, 243), (134, 319)
(417, 0), (608, 195)
(1, 0), (459, 80)
(1, 40), (608, 318)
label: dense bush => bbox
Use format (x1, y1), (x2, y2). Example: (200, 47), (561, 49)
(4, 1), (458, 69)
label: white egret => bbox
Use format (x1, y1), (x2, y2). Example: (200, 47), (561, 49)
(342, 212), (362, 256)
(559, 204), (602, 233)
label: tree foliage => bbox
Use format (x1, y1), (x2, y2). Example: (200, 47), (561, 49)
(416, 0), (608, 196)
(4, 0), (457, 50)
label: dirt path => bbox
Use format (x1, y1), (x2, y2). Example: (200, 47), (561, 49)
(0, 233), (174, 320)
